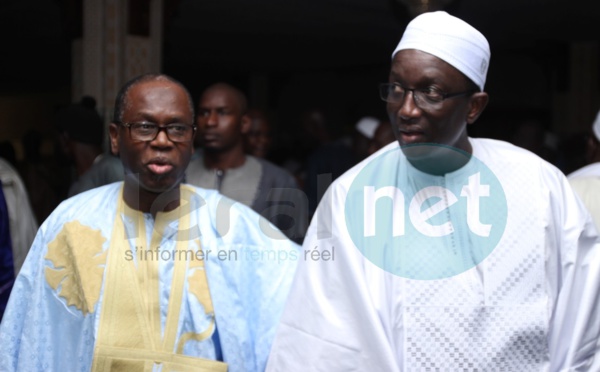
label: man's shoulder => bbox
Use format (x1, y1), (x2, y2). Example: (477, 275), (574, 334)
(331, 138), (562, 188)
(182, 183), (295, 244)
(0, 157), (23, 185)
(254, 156), (298, 188)
(52, 182), (121, 220)
(71, 181), (122, 199)
(181, 183), (259, 218)
(185, 156), (205, 173)
(254, 156), (292, 176)
(34, 183), (121, 244)
(472, 138), (559, 170)
(187, 156), (203, 167)
(471, 137), (536, 157)
(93, 155), (124, 177)
(472, 138), (571, 189)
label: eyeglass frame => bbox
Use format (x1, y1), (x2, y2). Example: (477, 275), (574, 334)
(379, 83), (477, 110)
(114, 121), (197, 143)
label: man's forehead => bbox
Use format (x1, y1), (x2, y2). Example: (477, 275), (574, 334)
(200, 88), (239, 108)
(123, 80), (191, 118)
(392, 49), (448, 66)
(128, 79), (182, 98)
(390, 49), (473, 87)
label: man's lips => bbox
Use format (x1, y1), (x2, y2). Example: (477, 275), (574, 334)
(201, 133), (218, 142)
(399, 129), (425, 143)
(146, 159), (174, 175)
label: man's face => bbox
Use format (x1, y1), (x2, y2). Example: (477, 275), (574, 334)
(387, 49), (486, 154)
(109, 80), (194, 193)
(196, 88), (247, 152)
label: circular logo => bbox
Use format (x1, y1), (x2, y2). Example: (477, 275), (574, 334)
(344, 144), (507, 280)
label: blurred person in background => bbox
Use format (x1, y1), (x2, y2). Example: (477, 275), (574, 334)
(368, 120), (396, 155)
(243, 108), (273, 159)
(187, 83), (307, 243)
(0, 156), (37, 321)
(55, 96), (105, 197)
(568, 109), (600, 229)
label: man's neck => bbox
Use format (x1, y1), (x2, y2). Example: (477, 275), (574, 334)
(122, 178), (181, 218)
(402, 142), (472, 176)
(203, 146), (247, 170)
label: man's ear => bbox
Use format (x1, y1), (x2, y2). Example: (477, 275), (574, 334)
(466, 92), (489, 125)
(240, 114), (251, 134)
(108, 123), (120, 156)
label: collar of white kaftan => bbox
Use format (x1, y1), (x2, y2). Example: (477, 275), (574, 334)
(403, 146), (478, 182)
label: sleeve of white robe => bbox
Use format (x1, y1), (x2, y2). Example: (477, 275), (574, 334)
(545, 166), (600, 371)
(266, 181), (402, 371)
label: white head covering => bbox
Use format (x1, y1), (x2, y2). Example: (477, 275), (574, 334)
(593, 110), (600, 141)
(355, 117), (380, 139)
(392, 11), (490, 91)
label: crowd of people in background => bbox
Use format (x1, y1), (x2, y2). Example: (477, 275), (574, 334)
(0, 99), (595, 229)
(0, 95), (398, 227)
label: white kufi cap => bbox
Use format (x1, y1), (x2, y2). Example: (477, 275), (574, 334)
(356, 117), (380, 139)
(392, 11), (490, 91)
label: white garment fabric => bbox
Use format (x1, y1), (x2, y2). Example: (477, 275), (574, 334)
(267, 138), (600, 371)
(567, 162), (600, 180)
(569, 177), (600, 232)
(0, 158), (37, 275)
(568, 162), (600, 232)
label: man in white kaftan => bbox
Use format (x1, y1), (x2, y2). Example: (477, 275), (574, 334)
(567, 109), (600, 181)
(268, 140), (600, 371)
(267, 11), (600, 371)
(0, 74), (298, 372)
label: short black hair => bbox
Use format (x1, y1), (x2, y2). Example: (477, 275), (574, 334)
(113, 73), (194, 123)
(200, 82), (248, 115)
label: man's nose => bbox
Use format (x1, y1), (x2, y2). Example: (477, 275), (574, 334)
(397, 90), (421, 120)
(206, 111), (218, 126)
(151, 127), (173, 147)
(258, 134), (269, 145)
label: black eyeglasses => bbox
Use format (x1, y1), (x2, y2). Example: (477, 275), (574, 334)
(379, 83), (476, 111)
(116, 122), (197, 143)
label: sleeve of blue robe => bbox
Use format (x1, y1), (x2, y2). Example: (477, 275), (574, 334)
(0, 204), (99, 371)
